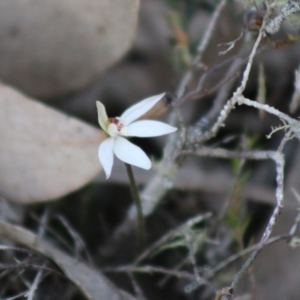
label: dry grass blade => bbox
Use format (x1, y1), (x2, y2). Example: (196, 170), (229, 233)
(0, 221), (136, 300)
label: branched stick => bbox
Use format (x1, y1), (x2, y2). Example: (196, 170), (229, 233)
(210, 202), (300, 280)
(236, 96), (297, 125)
(180, 147), (285, 292)
(201, 24), (265, 143)
(105, 6), (298, 296)
(235, 153), (285, 291)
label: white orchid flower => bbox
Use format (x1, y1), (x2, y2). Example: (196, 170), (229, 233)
(96, 93), (177, 179)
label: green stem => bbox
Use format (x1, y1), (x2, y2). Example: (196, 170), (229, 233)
(125, 163), (145, 251)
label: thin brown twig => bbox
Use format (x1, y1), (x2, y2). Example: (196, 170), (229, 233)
(56, 214), (92, 262)
(24, 268), (45, 300)
(0, 262), (60, 276)
(175, 0), (228, 100)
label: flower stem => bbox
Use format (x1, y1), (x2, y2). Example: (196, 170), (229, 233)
(125, 163), (145, 252)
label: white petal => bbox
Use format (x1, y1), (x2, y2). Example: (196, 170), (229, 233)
(121, 93), (165, 125)
(98, 138), (115, 179)
(125, 120), (177, 137)
(114, 136), (151, 170)
(96, 101), (109, 133)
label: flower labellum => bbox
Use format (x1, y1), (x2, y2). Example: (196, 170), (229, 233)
(96, 93), (177, 179)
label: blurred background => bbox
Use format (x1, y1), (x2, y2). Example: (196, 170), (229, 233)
(1, 0), (300, 299)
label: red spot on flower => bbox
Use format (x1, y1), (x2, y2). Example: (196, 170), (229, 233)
(108, 117), (124, 132)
